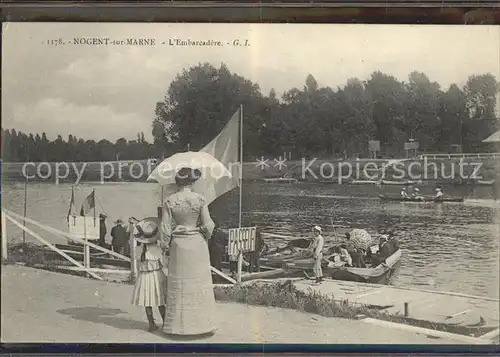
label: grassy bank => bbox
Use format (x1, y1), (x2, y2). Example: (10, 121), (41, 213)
(214, 281), (496, 338)
(2, 157), (499, 183)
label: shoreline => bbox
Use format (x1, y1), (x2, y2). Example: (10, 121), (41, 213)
(1, 157), (499, 183)
(2, 264), (496, 344)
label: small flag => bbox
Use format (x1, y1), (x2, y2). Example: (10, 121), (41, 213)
(80, 190), (95, 216)
(67, 186), (76, 222)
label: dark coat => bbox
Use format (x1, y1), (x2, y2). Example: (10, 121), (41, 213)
(111, 225), (128, 247)
(99, 220), (107, 240)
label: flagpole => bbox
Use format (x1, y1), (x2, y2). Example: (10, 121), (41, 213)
(239, 104), (243, 229)
(22, 169), (28, 247)
(93, 189), (96, 221)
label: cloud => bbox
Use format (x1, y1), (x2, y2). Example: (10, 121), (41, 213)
(2, 23), (499, 142)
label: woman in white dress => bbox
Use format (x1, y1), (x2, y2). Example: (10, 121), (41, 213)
(160, 167), (217, 336)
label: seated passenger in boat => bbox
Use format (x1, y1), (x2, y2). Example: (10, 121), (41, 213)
(400, 188), (409, 198)
(371, 235), (392, 266)
(411, 188), (424, 201)
(333, 245), (352, 266)
(387, 231), (399, 252)
(344, 232), (366, 268)
(434, 188), (444, 201)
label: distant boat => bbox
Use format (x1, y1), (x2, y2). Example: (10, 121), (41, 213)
(349, 180), (380, 185)
(263, 177), (298, 184)
(380, 179), (423, 186)
(379, 194), (464, 203)
(476, 180), (495, 186)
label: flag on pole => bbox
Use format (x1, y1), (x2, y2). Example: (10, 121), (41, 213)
(198, 107), (241, 204)
(80, 190), (95, 216)
(67, 186), (76, 222)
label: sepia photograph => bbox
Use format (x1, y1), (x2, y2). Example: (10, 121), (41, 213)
(1, 22), (499, 345)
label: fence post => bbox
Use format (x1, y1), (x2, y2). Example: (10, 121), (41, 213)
(2, 211), (7, 262)
(129, 220), (137, 279)
(237, 251), (243, 284)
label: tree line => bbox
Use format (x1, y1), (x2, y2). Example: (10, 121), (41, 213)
(154, 63), (499, 159)
(2, 63), (499, 162)
(1, 131), (158, 162)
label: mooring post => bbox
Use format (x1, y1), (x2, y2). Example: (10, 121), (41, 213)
(1, 211), (8, 262)
(404, 302), (409, 317)
(129, 220), (137, 278)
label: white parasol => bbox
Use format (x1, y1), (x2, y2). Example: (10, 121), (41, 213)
(147, 151), (232, 200)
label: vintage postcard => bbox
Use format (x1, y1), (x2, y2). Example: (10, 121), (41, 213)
(1, 22), (499, 345)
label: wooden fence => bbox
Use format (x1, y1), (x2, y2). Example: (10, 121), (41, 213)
(1, 209), (237, 285)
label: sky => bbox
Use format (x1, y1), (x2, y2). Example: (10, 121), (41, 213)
(2, 23), (499, 142)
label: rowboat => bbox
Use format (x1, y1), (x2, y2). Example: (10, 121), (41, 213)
(379, 194), (464, 203)
(258, 239), (311, 269)
(284, 248), (402, 284)
(263, 177), (298, 184)
(380, 179), (423, 186)
(476, 180), (495, 186)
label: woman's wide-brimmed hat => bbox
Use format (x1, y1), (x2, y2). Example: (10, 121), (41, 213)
(133, 217), (161, 244)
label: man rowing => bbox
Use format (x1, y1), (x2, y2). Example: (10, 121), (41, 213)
(434, 188), (444, 201)
(411, 188), (424, 201)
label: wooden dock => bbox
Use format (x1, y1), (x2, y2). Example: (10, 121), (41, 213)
(249, 277), (500, 333)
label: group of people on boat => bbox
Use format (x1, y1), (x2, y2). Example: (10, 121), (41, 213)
(304, 225), (400, 285)
(400, 187), (444, 201)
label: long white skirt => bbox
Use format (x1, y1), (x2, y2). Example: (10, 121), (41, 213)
(313, 253), (323, 278)
(131, 269), (168, 307)
(163, 233), (217, 335)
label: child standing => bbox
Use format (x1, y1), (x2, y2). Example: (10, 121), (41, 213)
(131, 217), (167, 332)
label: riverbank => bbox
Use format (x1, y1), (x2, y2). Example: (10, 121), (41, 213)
(2, 157), (499, 183)
(1, 264), (474, 344)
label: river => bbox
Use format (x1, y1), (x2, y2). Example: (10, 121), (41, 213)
(2, 181), (499, 298)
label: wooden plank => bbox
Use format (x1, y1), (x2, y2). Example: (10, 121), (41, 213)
(3, 209), (131, 262)
(362, 318), (493, 345)
(479, 328), (500, 341)
(446, 309), (472, 320)
(241, 268), (286, 282)
(4, 213), (103, 281)
(51, 266), (130, 274)
(40, 249), (131, 268)
(211, 266), (237, 285)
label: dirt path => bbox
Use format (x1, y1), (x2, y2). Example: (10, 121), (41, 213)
(1, 265), (459, 344)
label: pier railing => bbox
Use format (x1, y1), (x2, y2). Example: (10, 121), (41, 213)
(419, 152), (500, 160)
